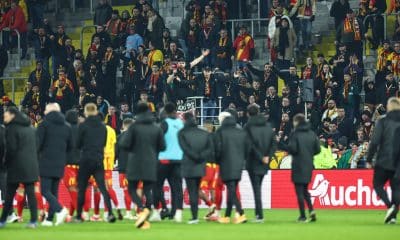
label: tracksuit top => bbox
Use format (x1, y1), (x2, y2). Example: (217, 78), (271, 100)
(159, 118), (184, 161)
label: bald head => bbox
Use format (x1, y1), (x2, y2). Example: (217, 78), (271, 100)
(218, 112), (231, 124)
(387, 97), (400, 112)
(44, 103), (61, 115)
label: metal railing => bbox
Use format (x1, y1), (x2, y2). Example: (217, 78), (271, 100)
(0, 77), (28, 103)
(226, 18), (269, 41)
(186, 96), (223, 126)
(80, 25), (97, 51)
(0, 29), (21, 70)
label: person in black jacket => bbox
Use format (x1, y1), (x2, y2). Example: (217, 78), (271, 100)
(122, 103), (166, 229)
(279, 113), (321, 223)
(0, 107), (40, 228)
(178, 112), (214, 224)
(366, 97), (400, 223)
(214, 111), (250, 224)
(117, 118), (134, 220)
(93, 0), (113, 26)
(244, 104), (276, 222)
(0, 44), (8, 97)
(64, 109), (80, 219)
(37, 103), (72, 226)
(75, 103), (116, 223)
(329, 0), (350, 31)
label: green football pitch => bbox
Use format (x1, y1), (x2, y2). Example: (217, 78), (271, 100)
(0, 210), (398, 240)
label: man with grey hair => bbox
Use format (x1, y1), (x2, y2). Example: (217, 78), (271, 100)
(37, 103), (73, 227)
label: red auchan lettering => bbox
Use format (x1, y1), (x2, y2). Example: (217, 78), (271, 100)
(271, 170), (388, 209)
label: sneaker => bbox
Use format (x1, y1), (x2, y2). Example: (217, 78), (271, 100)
(233, 214), (247, 224)
(218, 217), (230, 224)
(174, 209), (183, 223)
(41, 220), (54, 227)
(90, 215), (103, 222)
(117, 209), (123, 221)
(107, 214), (117, 223)
(132, 214), (139, 220)
(149, 210), (161, 222)
(0, 222), (6, 228)
(82, 212), (90, 221)
(188, 219), (199, 224)
(123, 212), (135, 220)
(205, 204), (216, 219)
(297, 217), (307, 223)
(26, 221), (38, 229)
(389, 218), (397, 224)
(103, 212), (109, 220)
(309, 211), (317, 222)
(7, 212), (19, 223)
(251, 218), (264, 224)
(135, 208), (150, 228)
(55, 208), (68, 226)
(72, 217), (84, 224)
(139, 221), (151, 230)
(385, 205), (396, 224)
(160, 208), (170, 220)
(65, 215), (73, 223)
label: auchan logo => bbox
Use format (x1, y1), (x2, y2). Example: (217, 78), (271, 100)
(310, 174), (388, 207)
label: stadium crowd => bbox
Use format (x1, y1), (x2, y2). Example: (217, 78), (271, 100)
(0, 0), (399, 229)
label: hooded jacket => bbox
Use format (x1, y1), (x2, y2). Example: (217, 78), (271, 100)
(37, 111), (72, 178)
(178, 119), (214, 178)
(367, 110), (400, 171)
(65, 110), (80, 165)
(5, 111), (39, 183)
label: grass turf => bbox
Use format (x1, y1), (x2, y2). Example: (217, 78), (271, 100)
(0, 209), (398, 240)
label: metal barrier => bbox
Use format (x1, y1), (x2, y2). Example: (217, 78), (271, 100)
(225, 18), (269, 41)
(80, 25), (97, 51)
(0, 77), (28, 103)
(0, 29), (21, 70)
(186, 96), (223, 126)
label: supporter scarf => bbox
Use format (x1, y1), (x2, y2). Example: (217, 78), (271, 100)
(302, 67), (312, 80)
(111, 114), (117, 129)
(36, 70), (42, 82)
(205, 77), (211, 97)
(56, 86), (66, 100)
(377, 48), (391, 71)
(386, 82), (394, 97)
(105, 52), (113, 62)
(150, 73), (160, 92)
(76, 70), (82, 86)
(344, 17), (361, 41)
(278, 27), (289, 58)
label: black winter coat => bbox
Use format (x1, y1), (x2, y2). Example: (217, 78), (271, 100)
(0, 125), (5, 170)
(78, 115), (107, 162)
(393, 126), (400, 178)
(367, 110), (400, 171)
(244, 115), (276, 175)
(37, 111), (73, 178)
(283, 123), (321, 184)
(122, 113), (165, 182)
(66, 122), (79, 165)
(94, 3), (113, 26)
(5, 112), (39, 183)
(178, 120), (214, 178)
(215, 117), (250, 181)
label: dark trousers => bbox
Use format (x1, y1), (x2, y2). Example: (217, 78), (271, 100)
(373, 166), (400, 208)
(76, 160), (113, 219)
(154, 163), (183, 216)
(0, 169), (6, 203)
(128, 180), (153, 210)
(294, 183), (314, 218)
(224, 180), (243, 217)
(0, 182), (37, 223)
(249, 173), (264, 219)
(185, 177), (201, 220)
(40, 177), (62, 221)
